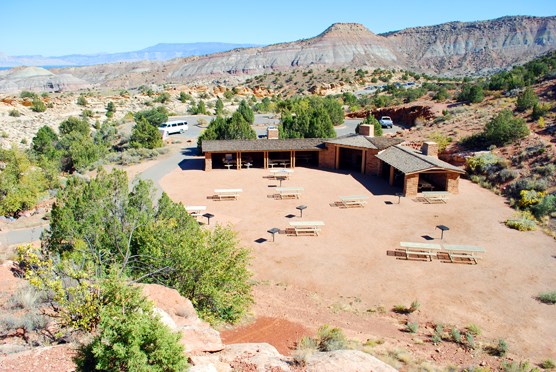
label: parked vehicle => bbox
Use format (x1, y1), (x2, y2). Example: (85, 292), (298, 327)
(159, 120), (188, 134)
(379, 116), (393, 128)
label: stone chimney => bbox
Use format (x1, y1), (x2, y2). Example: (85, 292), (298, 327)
(421, 142), (438, 157)
(358, 124), (374, 137)
(267, 126), (279, 140)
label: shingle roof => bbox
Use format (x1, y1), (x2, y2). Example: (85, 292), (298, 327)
(202, 138), (325, 153)
(376, 145), (465, 174)
(325, 134), (403, 150)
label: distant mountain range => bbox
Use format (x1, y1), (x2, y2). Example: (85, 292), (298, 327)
(1, 16), (555, 93)
(0, 42), (260, 68)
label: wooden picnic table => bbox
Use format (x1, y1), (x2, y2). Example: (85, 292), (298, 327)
(214, 188), (242, 201)
(287, 221), (324, 236)
(275, 187), (303, 199)
(421, 191), (450, 204)
(185, 206), (207, 219)
(339, 195), (368, 208)
(399, 241), (442, 261)
(442, 244), (485, 264)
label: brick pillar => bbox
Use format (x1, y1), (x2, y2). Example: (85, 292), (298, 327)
(421, 142), (439, 157)
(447, 173), (460, 194)
(267, 127), (279, 139)
(404, 174), (419, 196)
(204, 152), (212, 171)
(358, 124), (373, 137)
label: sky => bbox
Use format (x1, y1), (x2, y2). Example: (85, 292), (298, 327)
(1, 0), (554, 56)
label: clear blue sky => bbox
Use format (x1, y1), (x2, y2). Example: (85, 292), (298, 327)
(2, 0), (554, 56)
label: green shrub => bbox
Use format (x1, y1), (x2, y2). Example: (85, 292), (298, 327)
(81, 109), (93, 118)
(405, 321), (418, 334)
(392, 300), (420, 314)
(515, 88), (538, 112)
(20, 90), (38, 99)
(532, 103), (550, 120)
(466, 324), (481, 336)
(74, 274), (187, 371)
(130, 118), (163, 149)
(315, 324), (348, 351)
(501, 360), (535, 372)
(134, 106), (168, 127)
(541, 359), (556, 369)
(451, 328), (462, 343)
(154, 92), (171, 103)
(431, 333), (442, 345)
(9, 109), (20, 117)
(495, 339), (509, 356)
(465, 333), (476, 349)
(532, 194), (556, 218)
(31, 98), (46, 112)
(518, 190), (545, 209)
(505, 212), (537, 231)
(77, 95), (88, 106)
(178, 92), (192, 103)
(537, 291), (556, 304)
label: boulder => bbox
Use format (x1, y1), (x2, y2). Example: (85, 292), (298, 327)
(305, 349), (397, 372)
(216, 343), (293, 371)
(142, 284), (224, 354)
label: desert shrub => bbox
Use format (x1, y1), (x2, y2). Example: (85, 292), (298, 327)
(498, 168), (517, 183)
(178, 92), (191, 103)
(501, 360), (536, 372)
(451, 328), (462, 344)
(429, 132), (452, 152)
(537, 291), (556, 304)
(154, 91), (171, 103)
(134, 106), (168, 127)
(495, 339), (509, 356)
(532, 103), (550, 120)
(484, 110), (529, 147)
(405, 321), (418, 333)
(531, 194), (556, 218)
(505, 177), (548, 200)
(541, 359), (556, 369)
(31, 98), (46, 112)
(105, 101), (116, 118)
(20, 90), (38, 99)
(466, 324), (481, 336)
(392, 300), (420, 314)
(81, 109), (93, 118)
(505, 211), (537, 231)
(518, 190), (545, 209)
(465, 333), (476, 349)
(457, 83), (484, 103)
(74, 274), (187, 372)
(77, 95), (88, 106)
(9, 109), (20, 117)
(315, 324), (348, 351)
(292, 336), (318, 365)
(431, 333), (442, 345)
(515, 88), (538, 112)
(130, 117), (163, 149)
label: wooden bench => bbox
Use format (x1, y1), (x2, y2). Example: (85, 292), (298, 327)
(339, 195), (368, 208)
(275, 187), (303, 199)
(185, 206), (207, 219)
(421, 191), (450, 204)
(287, 221), (324, 236)
(442, 244), (485, 264)
(214, 188), (242, 201)
(399, 242), (442, 261)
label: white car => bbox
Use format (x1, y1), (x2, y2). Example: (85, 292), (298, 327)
(379, 116), (393, 128)
(159, 120), (188, 134)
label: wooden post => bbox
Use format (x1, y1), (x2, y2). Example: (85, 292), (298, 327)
(389, 166), (395, 185)
(360, 149), (366, 174)
(237, 152), (240, 170)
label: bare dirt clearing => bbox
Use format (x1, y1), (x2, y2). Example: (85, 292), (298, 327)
(161, 164), (556, 364)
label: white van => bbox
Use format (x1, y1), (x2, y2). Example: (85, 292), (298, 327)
(159, 120), (188, 134)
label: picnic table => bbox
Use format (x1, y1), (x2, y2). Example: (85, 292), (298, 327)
(185, 206), (207, 219)
(287, 221), (324, 236)
(214, 188), (242, 201)
(442, 244), (485, 264)
(421, 191), (450, 204)
(270, 159), (290, 168)
(339, 195), (368, 208)
(275, 187), (303, 199)
(399, 241), (442, 261)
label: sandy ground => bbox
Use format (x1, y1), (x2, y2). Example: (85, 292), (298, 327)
(160, 164), (556, 362)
